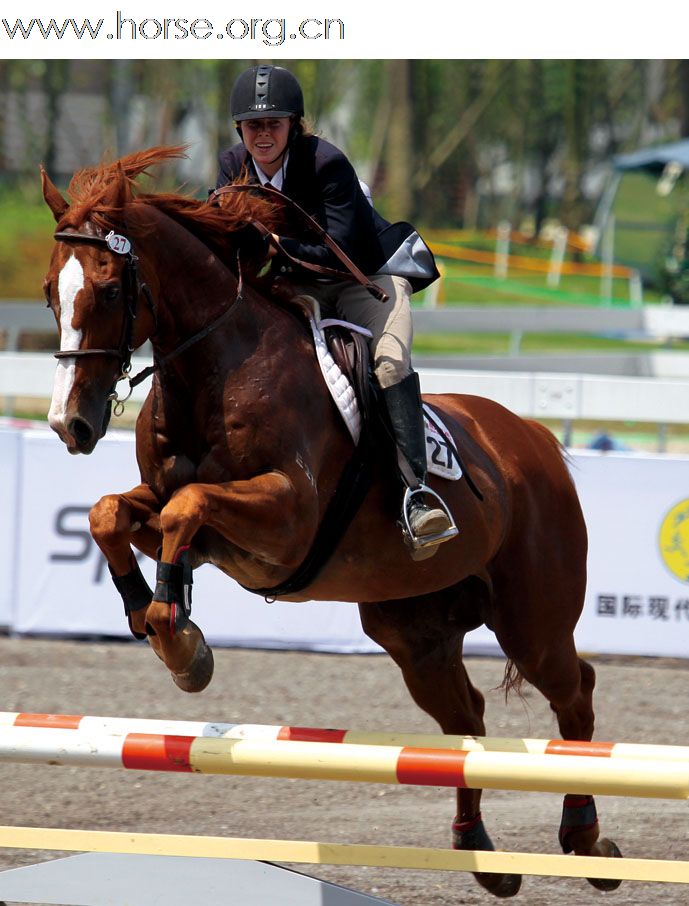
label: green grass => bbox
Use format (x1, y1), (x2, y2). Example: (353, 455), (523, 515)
(437, 270), (637, 307)
(611, 171), (684, 278)
(412, 332), (689, 356)
(424, 248), (655, 307)
(0, 188), (55, 298)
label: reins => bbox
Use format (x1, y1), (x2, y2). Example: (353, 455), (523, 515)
(211, 183), (390, 303)
(127, 264), (245, 393)
(53, 181), (389, 413)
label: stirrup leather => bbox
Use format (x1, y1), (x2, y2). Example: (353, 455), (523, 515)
(401, 484), (459, 550)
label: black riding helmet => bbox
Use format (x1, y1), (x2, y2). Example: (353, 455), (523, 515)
(231, 65), (304, 123)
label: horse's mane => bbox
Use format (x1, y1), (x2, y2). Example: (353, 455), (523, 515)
(55, 145), (281, 255)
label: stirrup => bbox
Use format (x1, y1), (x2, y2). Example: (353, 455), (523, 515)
(401, 484), (459, 550)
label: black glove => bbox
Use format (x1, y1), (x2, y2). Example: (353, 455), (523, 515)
(233, 222), (271, 262)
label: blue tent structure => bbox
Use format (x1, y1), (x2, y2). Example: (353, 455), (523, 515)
(592, 140), (689, 286)
(614, 139), (689, 174)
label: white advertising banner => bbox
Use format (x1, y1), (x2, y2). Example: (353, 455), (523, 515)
(0, 427), (21, 627)
(11, 429), (388, 652)
(571, 451), (689, 658)
(10, 427), (689, 659)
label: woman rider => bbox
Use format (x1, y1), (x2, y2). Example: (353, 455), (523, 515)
(217, 64), (456, 557)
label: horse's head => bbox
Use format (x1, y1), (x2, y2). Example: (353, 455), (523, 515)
(41, 146), (287, 454)
(41, 162), (158, 454)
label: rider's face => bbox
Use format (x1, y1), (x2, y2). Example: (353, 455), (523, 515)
(241, 117), (291, 176)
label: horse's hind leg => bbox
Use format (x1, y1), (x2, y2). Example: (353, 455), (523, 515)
(359, 589), (522, 899)
(494, 596), (623, 890)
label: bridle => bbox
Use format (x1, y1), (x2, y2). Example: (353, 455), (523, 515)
(53, 226), (155, 414)
(52, 224), (245, 415)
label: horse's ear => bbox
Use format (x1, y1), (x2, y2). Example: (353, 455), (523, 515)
(102, 162), (131, 213)
(40, 166), (69, 221)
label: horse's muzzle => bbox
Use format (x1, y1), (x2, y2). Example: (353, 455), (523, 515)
(51, 398), (111, 455)
(67, 416), (97, 454)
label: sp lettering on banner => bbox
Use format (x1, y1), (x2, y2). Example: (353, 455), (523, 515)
(50, 505), (131, 583)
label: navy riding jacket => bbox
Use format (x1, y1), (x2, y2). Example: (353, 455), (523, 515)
(216, 135), (392, 275)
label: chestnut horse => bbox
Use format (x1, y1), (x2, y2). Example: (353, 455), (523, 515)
(41, 148), (621, 897)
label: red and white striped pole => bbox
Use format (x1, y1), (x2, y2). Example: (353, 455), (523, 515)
(1, 711), (687, 763)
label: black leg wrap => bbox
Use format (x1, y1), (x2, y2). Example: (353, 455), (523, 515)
(452, 814), (494, 851)
(559, 794), (599, 853)
(153, 551), (193, 634)
(109, 561), (153, 641)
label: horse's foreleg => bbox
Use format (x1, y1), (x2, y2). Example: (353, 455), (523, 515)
(144, 472), (310, 693)
(89, 484), (162, 639)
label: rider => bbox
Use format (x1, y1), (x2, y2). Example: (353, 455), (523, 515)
(217, 64), (457, 557)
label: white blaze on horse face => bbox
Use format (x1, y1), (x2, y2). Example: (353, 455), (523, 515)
(48, 254), (84, 433)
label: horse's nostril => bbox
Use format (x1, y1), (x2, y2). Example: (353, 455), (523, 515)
(69, 417), (94, 448)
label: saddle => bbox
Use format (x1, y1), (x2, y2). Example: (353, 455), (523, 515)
(322, 322), (374, 428)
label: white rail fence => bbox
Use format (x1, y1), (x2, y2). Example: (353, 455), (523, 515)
(3, 301), (689, 447)
(6, 300), (689, 353)
(3, 352), (689, 443)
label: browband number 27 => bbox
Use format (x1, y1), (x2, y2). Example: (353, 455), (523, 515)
(105, 231), (132, 255)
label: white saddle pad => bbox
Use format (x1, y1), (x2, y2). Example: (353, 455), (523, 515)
(309, 317), (462, 481)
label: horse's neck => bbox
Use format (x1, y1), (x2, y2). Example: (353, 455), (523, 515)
(132, 207), (322, 414)
(137, 211), (241, 354)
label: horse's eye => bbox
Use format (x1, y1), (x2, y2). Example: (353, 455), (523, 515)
(104, 284), (121, 302)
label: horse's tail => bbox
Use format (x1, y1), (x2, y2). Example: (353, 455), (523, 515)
(499, 658), (526, 700)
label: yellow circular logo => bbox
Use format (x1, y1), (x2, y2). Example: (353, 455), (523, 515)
(659, 498), (689, 583)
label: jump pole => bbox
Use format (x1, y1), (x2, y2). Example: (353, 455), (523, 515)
(0, 726), (688, 799)
(1, 826), (688, 885)
(2, 711), (688, 764)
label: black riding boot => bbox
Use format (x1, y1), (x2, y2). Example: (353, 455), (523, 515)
(382, 372), (457, 558)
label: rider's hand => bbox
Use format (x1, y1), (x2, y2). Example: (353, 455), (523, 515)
(234, 223), (271, 261)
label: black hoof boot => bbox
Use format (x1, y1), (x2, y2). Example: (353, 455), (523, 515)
(453, 815), (522, 898)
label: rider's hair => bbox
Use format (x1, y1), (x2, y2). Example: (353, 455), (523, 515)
(292, 116), (314, 139)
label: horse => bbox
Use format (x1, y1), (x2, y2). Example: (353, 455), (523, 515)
(40, 147), (621, 897)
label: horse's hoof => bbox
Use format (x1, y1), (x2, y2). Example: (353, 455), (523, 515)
(172, 640), (214, 693)
(453, 817), (521, 898)
(586, 837), (623, 891)
(474, 871), (522, 898)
